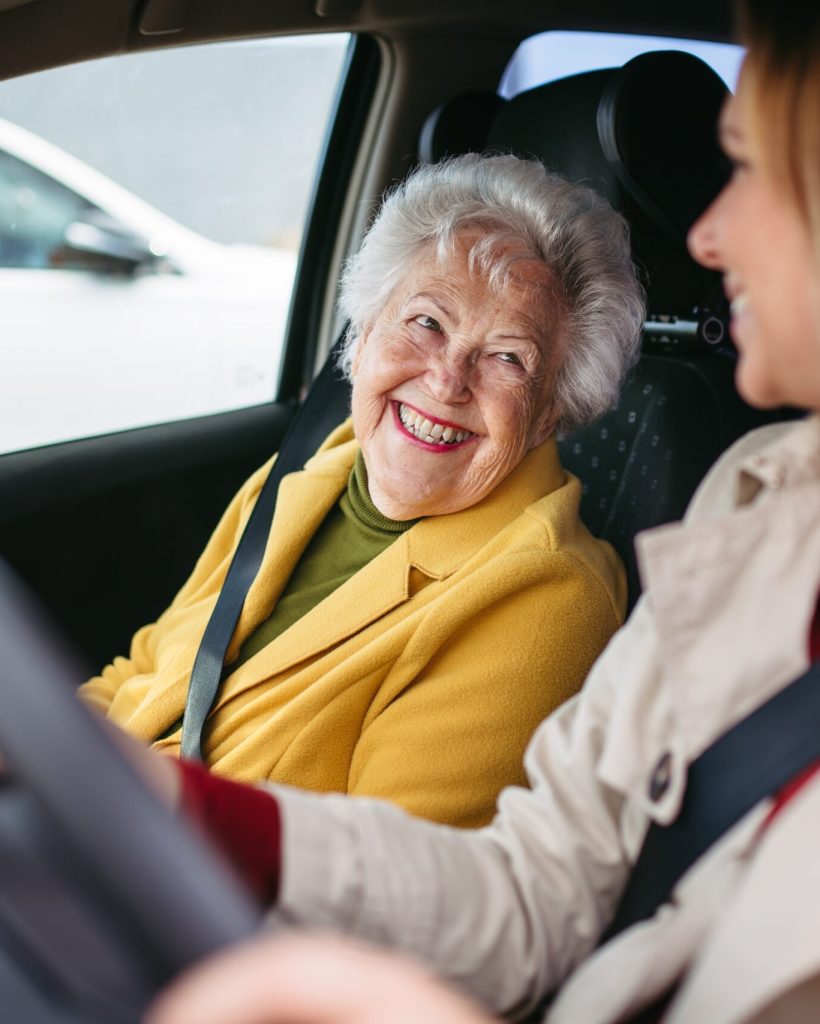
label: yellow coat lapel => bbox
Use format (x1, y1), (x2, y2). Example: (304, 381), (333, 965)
(224, 423), (358, 659)
(219, 422), (565, 697)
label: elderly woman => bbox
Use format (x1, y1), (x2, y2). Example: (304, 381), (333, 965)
(80, 153), (642, 828)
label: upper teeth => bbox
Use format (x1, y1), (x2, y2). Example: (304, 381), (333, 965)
(398, 403), (472, 445)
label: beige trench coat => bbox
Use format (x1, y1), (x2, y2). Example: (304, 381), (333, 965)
(270, 414), (820, 1024)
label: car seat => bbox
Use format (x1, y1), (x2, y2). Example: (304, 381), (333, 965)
(419, 51), (797, 606)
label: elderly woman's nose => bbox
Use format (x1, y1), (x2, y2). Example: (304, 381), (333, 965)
(424, 349), (473, 402)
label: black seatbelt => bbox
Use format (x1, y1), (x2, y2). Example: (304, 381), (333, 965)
(180, 340), (350, 761)
(600, 658), (820, 945)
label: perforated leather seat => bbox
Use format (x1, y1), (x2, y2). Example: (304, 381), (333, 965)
(420, 51), (797, 605)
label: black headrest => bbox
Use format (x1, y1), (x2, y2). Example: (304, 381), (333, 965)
(420, 51), (731, 319)
(599, 51), (730, 316)
(486, 68), (619, 204)
(419, 90), (506, 164)
(597, 51), (730, 246)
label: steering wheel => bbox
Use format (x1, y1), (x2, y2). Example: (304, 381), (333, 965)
(0, 561), (261, 1023)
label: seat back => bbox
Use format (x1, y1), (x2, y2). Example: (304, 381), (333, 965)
(420, 52), (796, 606)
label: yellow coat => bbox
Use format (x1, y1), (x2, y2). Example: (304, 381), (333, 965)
(81, 420), (626, 827)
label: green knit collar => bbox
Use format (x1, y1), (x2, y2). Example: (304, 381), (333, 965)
(348, 450), (420, 534)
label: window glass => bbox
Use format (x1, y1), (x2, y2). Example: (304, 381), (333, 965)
(499, 31), (744, 99)
(0, 149), (96, 269)
(0, 34), (350, 454)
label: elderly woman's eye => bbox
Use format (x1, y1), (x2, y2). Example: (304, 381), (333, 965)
(414, 314), (442, 332)
(497, 352), (524, 366)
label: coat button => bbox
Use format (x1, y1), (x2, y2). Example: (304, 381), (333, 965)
(648, 751), (672, 801)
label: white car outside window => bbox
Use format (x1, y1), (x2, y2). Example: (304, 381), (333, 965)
(0, 117), (296, 453)
(0, 35), (349, 455)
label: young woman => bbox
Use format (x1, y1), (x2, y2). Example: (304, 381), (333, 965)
(147, 2), (820, 1021)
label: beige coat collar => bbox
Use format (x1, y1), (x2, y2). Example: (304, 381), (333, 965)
(634, 415), (820, 802)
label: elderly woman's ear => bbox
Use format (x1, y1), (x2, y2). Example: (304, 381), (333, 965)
(528, 401), (559, 450)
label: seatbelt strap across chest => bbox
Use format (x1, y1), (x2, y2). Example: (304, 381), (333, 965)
(180, 343), (349, 762)
(601, 658), (820, 944)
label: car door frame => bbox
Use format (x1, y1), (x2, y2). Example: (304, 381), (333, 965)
(0, 33), (382, 669)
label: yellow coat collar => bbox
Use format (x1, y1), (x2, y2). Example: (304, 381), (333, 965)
(222, 418), (565, 689)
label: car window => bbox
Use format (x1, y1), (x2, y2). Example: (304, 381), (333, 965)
(499, 30), (744, 98)
(0, 34), (350, 455)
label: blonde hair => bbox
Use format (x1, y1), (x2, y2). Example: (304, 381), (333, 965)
(738, 1), (820, 257)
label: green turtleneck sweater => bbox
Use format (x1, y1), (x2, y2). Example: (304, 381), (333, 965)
(233, 451), (418, 669)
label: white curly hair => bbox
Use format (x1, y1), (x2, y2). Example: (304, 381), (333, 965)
(337, 152), (644, 434)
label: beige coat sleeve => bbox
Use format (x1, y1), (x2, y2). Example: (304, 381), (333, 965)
(271, 605), (650, 1018)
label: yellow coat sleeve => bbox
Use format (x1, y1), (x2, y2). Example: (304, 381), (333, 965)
(347, 549), (621, 828)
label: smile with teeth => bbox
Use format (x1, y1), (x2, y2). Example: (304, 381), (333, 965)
(397, 403), (475, 446)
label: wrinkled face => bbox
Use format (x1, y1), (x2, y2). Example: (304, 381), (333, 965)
(350, 238), (564, 519)
(687, 63), (820, 411)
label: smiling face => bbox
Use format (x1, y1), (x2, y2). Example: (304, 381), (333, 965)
(350, 237), (564, 519)
(687, 62), (820, 411)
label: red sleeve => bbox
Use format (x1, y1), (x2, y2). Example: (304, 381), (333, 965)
(177, 759), (281, 905)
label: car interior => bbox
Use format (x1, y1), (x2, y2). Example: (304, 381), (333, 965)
(0, 0), (802, 1020)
